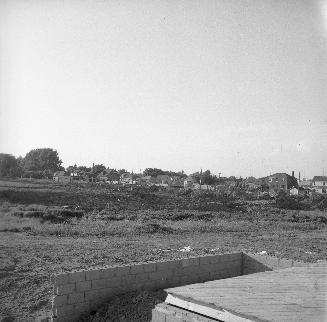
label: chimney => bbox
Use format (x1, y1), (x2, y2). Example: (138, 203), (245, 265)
(292, 171), (294, 177)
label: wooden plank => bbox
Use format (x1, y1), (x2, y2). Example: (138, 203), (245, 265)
(165, 263), (327, 322)
(165, 293), (258, 322)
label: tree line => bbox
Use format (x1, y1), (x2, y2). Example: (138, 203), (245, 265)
(0, 148), (227, 184)
(0, 149), (63, 178)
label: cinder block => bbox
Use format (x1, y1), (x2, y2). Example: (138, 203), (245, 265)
(181, 257), (200, 267)
(53, 295), (67, 307)
(181, 266), (201, 276)
(166, 275), (181, 288)
(122, 274), (135, 284)
(68, 291), (85, 304)
(92, 279), (106, 290)
(114, 265), (130, 276)
(149, 270), (170, 281)
(105, 277), (121, 288)
(76, 280), (91, 292)
(74, 301), (90, 314)
(51, 273), (69, 286)
(86, 269), (100, 280)
(156, 278), (168, 289)
(130, 263), (144, 274)
(152, 306), (166, 322)
(69, 271), (85, 283)
(135, 272), (149, 283)
(55, 283), (75, 295)
(200, 254), (229, 265)
(142, 280), (157, 291)
(99, 268), (117, 279)
(54, 304), (75, 317)
(143, 262), (156, 273)
(85, 289), (99, 302)
(180, 274), (198, 285)
(98, 287), (117, 299)
(157, 260), (181, 272)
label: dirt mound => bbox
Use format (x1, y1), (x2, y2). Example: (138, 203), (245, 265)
(78, 290), (166, 322)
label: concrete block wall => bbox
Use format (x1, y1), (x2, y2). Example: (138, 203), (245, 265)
(51, 252), (242, 322)
(152, 303), (214, 322)
(242, 253), (308, 275)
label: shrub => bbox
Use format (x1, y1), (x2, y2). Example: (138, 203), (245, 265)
(134, 222), (175, 234)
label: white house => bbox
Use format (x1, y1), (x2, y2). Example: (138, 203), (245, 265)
(312, 176), (327, 194)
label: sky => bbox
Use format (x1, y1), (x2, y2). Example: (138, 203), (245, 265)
(0, 0), (326, 178)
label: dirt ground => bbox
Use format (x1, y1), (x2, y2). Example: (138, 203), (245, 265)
(1, 227), (327, 321)
(1, 180), (327, 321)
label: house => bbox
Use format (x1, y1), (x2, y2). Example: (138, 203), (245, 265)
(53, 171), (71, 183)
(96, 171), (108, 182)
(170, 176), (184, 189)
(155, 174), (171, 186)
(193, 183), (215, 191)
(312, 176), (327, 194)
(184, 176), (196, 189)
(70, 171), (84, 181)
(241, 177), (260, 191)
(299, 179), (312, 189)
(260, 172), (298, 193)
(120, 172), (133, 185)
(140, 176), (155, 186)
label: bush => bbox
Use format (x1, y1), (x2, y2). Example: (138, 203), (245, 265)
(134, 222), (175, 234)
(11, 207), (84, 223)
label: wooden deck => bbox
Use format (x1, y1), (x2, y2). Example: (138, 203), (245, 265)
(165, 263), (327, 322)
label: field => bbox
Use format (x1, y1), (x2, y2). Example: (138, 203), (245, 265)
(1, 179), (327, 321)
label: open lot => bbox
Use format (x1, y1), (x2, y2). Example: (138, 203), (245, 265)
(0, 179), (327, 321)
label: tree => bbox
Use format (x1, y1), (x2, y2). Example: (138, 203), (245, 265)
(143, 168), (165, 177)
(23, 148), (63, 176)
(0, 153), (20, 177)
(118, 169), (127, 175)
(92, 164), (106, 175)
(190, 170), (219, 185)
(107, 169), (120, 182)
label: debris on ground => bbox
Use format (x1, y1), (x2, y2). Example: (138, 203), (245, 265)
(179, 246), (192, 252)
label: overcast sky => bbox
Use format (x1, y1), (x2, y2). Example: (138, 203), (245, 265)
(1, 0), (326, 178)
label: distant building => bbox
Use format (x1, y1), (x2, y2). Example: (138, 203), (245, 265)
(156, 174), (171, 186)
(312, 176), (327, 194)
(184, 176), (196, 189)
(140, 176), (155, 186)
(241, 177), (260, 190)
(120, 172), (135, 185)
(70, 172), (83, 181)
(298, 179), (312, 189)
(290, 187), (299, 196)
(53, 171), (71, 183)
(260, 172), (298, 193)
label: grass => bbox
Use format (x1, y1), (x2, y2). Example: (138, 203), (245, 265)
(1, 203), (325, 237)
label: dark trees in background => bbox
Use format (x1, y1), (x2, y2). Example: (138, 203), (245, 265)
(0, 153), (21, 177)
(107, 169), (120, 182)
(23, 148), (63, 178)
(143, 168), (165, 177)
(66, 165), (92, 175)
(190, 170), (220, 185)
(92, 164), (106, 175)
(143, 168), (187, 178)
